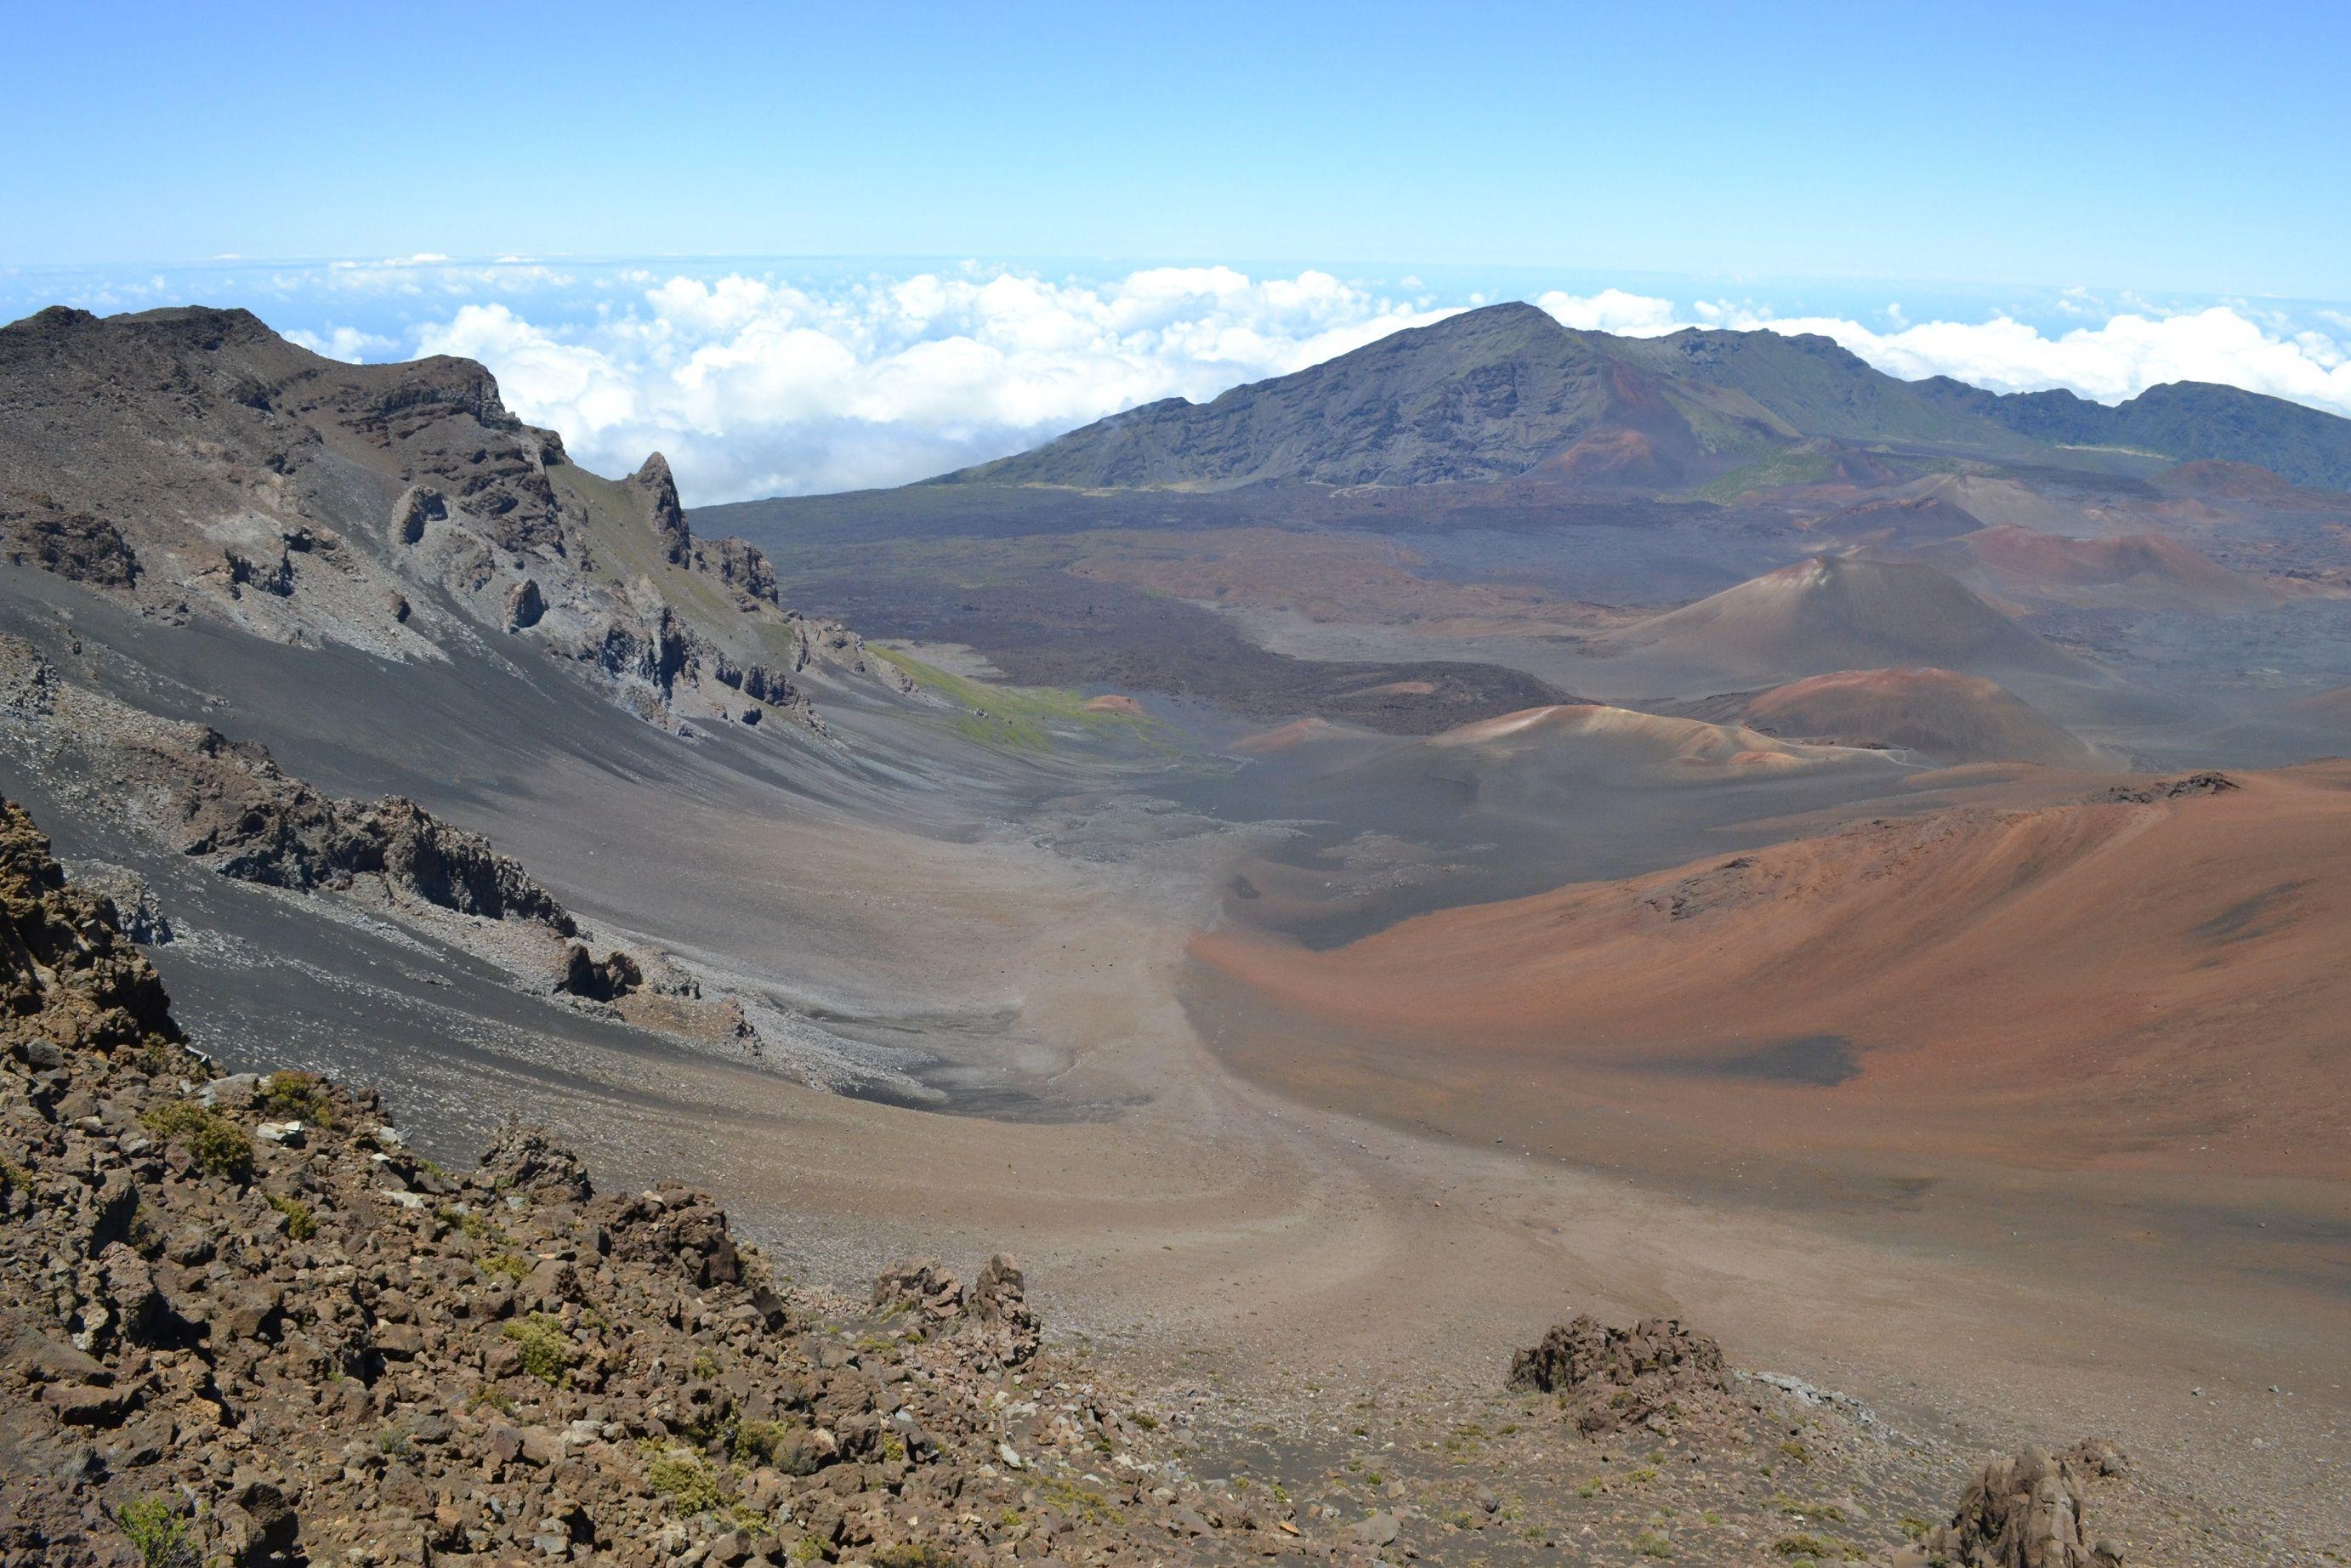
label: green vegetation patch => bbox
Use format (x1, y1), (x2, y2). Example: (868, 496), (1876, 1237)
(647, 1448), (729, 1514)
(114, 1495), (197, 1568)
(140, 1101), (254, 1182)
(1693, 450), (1838, 502)
(266, 1192), (318, 1241)
(502, 1311), (576, 1385)
(253, 1070), (335, 1126)
(875, 649), (1150, 754)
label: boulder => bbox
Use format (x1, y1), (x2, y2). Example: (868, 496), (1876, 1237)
(1506, 1313), (1731, 1434)
(1928, 1442), (2127, 1567)
(505, 576), (546, 632)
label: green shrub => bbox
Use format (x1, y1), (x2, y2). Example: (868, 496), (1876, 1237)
(502, 1312), (575, 1385)
(114, 1495), (196, 1568)
(266, 1193), (318, 1241)
(873, 1544), (962, 1568)
(480, 1252), (530, 1281)
(140, 1101), (253, 1181)
(743, 1418), (826, 1475)
(253, 1071), (334, 1126)
(647, 1450), (726, 1514)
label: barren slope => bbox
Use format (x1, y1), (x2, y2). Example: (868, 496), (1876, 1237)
(1736, 667), (2101, 766)
(1194, 766), (2351, 1178)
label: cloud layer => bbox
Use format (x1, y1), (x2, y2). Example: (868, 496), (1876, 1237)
(402, 268), (1450, 503)
(274, 265), (2351, 505)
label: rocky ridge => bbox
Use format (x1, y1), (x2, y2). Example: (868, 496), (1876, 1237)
(0, 305), (911, 735)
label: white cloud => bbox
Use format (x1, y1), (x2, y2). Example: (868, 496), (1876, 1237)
(1534, 287), (1683, 336)
(408, 266), (1451, 503)
(1736, 304), (2351, 412)
(284, 324), (399, 361)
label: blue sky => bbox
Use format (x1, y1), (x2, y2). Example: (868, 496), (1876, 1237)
(6, 3), (2346, 500)
(8, 1), (2347, 297)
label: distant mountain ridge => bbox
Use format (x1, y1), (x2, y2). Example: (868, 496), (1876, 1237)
(933, 300), (2351, 494)
(1914, 375), (2351, 491)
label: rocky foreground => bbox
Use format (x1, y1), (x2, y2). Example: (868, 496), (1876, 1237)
(0, 793), (2240, 1567)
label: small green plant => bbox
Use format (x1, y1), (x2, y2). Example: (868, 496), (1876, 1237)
(0, 1156), (34, 1201)
(740, 1418), (834, 1476)
(1034, 1475), (1122, 1525)
(266, 1192), (318, 1241)
(440, 1207), (496, 1242)
(480, 1252), (531, 1281)
(114, 1495), (196, 1568)
(1774, 1535), (1831, 1559)
(1779, 1440), (1814, 1466)
(253, 1071), (334, 1126)
(872, 1545), (962, 1568)
(647, 1449), (726, 1514)
(378, 1428), (415, 1461)
(1127, 1411), (1158, 1431)
(1634, 1530), (1674, 1559)
(502, 1312), (575, 1385)
(140, 1101), (253, 1181)
(469, 1384), (514, 1415)
(785, 1537), (826, 1564)
(691, 1349), (720, 1379)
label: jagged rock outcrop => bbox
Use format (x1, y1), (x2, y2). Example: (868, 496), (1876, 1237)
(708, 536), (781, 608)
(966, 1253), (1042, 1370)
(1927, 1442), (2128, 1567)
(1507, 1313), (1733, 1434)
(0, 503), (139, 587)
(629, 452), (691, 565)
(2099, 771), (2237, 804)
(873, 1258), (967, 1324)
(390, 483), (446, 545)
(0, 306), (913, 734)
(0, 800), (179, 1054)
(557, 943), (642, 1003)
(0, 815), (1263, 1568)
(872, 1253), (1040, 1370)
(60, 862), (173, 945)
(166, 757), (574, 932)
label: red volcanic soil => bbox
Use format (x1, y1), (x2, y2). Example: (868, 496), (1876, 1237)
(1193, 765), (2351, 1179)
(1963, 523), (2283, 608)
(1742, 667), (2098, 766)
(1082, 693), (1146, 716)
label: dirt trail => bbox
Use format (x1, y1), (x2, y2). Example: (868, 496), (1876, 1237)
(453, 806), (2347, 1560)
